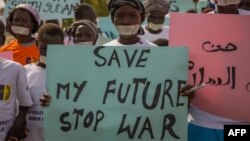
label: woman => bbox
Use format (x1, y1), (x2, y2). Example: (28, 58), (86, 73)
(104, 0), (156, 46)
(0, 4), (40, 65)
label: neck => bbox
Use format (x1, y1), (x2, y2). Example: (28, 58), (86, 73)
(17, 36), (35, 44)
(146, 25), (162, 34)
(118, 36), (140, 45)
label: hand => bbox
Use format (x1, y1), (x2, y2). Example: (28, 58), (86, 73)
(40, 93), (51, 107)
(179, 85), (195, 106)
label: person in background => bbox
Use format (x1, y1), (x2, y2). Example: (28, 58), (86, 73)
(0, 16), (6, 46)
(24, 23), (64, 141)
(67, 20), (98, 45)
(209, 0), (241, 14)
(104, 0), (156, 46)
(0, 4), (40, 65)
(65, 3), (109, 45)
(139, 0), (170, 43)
(0, 57), (33, 141)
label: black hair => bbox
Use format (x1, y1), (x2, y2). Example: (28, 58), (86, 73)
(74, 3), (97, 23)
(7, 8), (39, 34)
(37, 23), (64, 43)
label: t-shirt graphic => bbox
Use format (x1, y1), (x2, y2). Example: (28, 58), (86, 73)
(0, 84), (11, 101)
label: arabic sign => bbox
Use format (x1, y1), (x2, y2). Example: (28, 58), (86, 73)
(0, 51), (13, 60)
(45, 45), (189, 141)
(169, 13), (250, 122)
(4, 0), (80, 20)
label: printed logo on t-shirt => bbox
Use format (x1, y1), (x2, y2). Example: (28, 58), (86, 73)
(0, 84), (11, 101)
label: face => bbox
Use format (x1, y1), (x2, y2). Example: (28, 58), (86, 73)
(147, 10), (165, 24)
(11, 9), (34, 37)
(38, 34), (63, 56)
(113, 5), (142, 26)
(73, 25), (95, 44)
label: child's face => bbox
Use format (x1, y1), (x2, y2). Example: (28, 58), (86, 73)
(11, 9), (34, 37)
(38, 34), (63, 56)
(73, 25), (95, 44)
(113, 5), (142, 26)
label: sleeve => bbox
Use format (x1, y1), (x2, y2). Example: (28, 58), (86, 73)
(16, 65), (33, 107)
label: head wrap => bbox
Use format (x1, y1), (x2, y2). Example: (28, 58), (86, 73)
(144, 0), (169, 14)
(70, 20), (98, 43)
(8, 4), (40, 33)
(211, 0), (241, 6)
(108, 0), (145, 35)
(108, 0), (145, 19)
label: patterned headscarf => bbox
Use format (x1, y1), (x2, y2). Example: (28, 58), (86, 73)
(144, 0), (169, 14)
(70, 20), (98, 44)
(108, 0), (145, 20)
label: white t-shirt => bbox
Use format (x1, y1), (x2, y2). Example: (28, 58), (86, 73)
(103, 37), (157, 46)
(25, 63), (45, 141)
(139, 25), (169, 42)
(0, 58), (33, 140)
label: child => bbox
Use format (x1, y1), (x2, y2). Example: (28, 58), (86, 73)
(24, 23), (64, 141)
(66, 20), (98, 45)
(139, 0), (170, 42)
(104, 0), (156, 46)
(0, 4), (40, 65)
(0, 57), (33, 141)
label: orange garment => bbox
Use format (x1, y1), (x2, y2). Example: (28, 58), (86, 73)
(0, 39), (39, 65)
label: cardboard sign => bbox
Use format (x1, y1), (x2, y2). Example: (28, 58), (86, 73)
(169, 13), (250, 122)
(4, 0), (80, 20)
(45, 45), (189, 141)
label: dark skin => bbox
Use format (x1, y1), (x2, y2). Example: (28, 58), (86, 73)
(113, 5), (142, 45)
(73, 25), (95, 44)
(5, 106), (30, 141)
(10, 10), (35, 43)
(146, 10), (165, 34)
(217, 4), (239, 14)
(0, 22), (5, 46)
(36, 33), (63, 68)
(239, 1), (250, 10)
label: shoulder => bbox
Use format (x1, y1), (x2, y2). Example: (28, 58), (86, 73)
(0, 58), (24, 72)
(0, 40), (18, 51)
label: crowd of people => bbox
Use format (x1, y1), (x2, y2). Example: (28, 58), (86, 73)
(0, 0), (249, 141)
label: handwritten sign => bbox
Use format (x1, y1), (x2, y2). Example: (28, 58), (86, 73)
(4, 0), (80, 20)
(45, 45), (188, 141)
(0, 51), (13, 60)
(169, 13), (250, 122)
